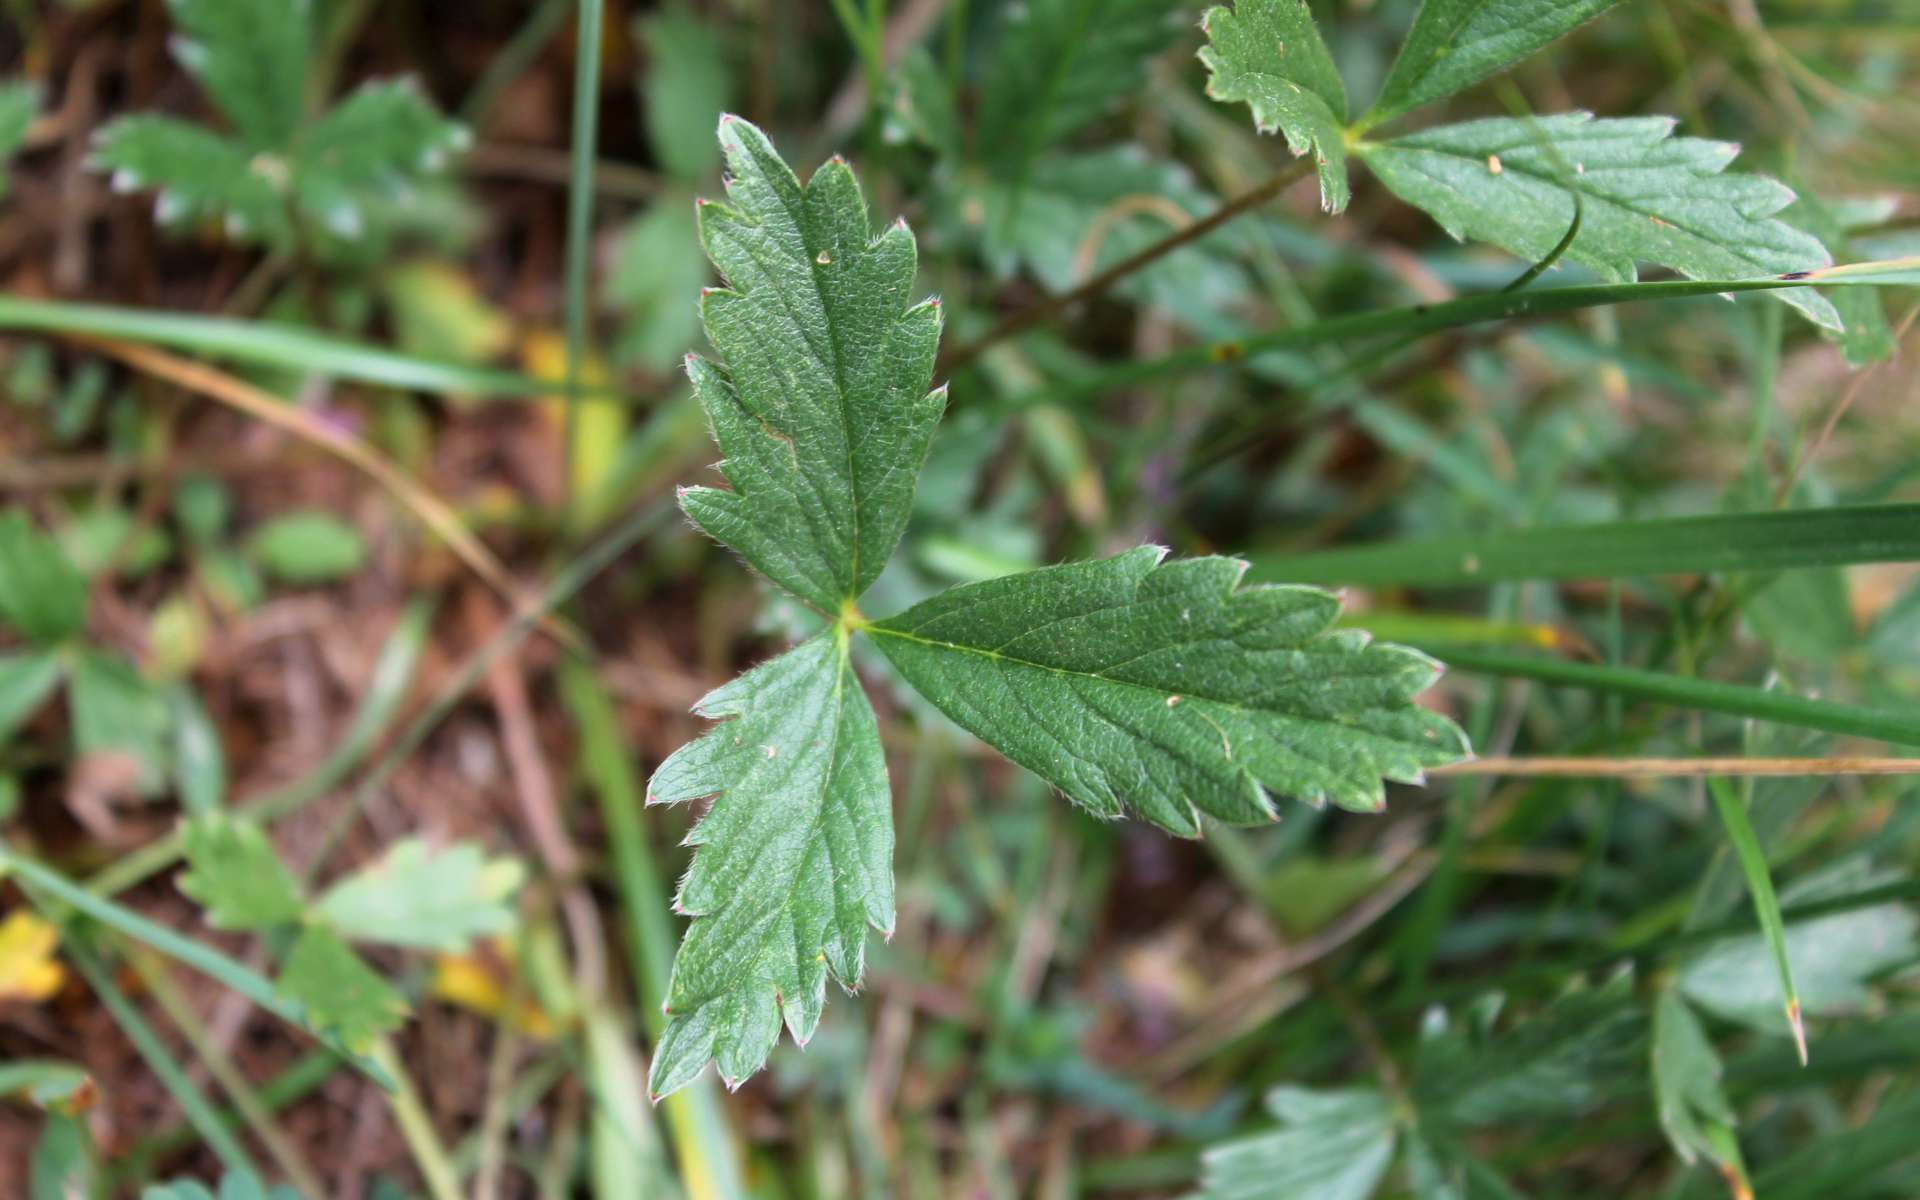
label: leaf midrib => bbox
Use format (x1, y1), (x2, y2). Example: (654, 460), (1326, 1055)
(865, 623), (1395, 727)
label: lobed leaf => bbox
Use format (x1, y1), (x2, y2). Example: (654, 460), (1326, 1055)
(1358, 112), (1841, 329)
(0, 79), (41, 200)
(1199, 0), (1351, 211)
(92, 115), (293, 247)
(0, 651), (63, 742)
(314, 838), (524, 952)
(247, 511), (368, 584)
(679, 115), (943, 614)
(957, 146), (1253, 322)
(1363, 0), (1622, 127)
(166, 0), (311, 150)
(290, 78), (470, 241)
(1680, 863), (1918, 1035)
(1198, 1085), (1397, 1200)
(177, 815), (305, 931)
(869, 548), (1468, 835)
(0, 512), (89, 645)
(275, 924), (408, 1053)
(69, 650), (174, 797)
(646, 634), (892, 1097)
(976, 0), (1188, 171)
(638, 6), (730, 182)
(1413, 976), (1645, 1130)
(1652, 990), (1744, 1177)
(143, 1169), (301, 1200)
(609, 196), (709, 373)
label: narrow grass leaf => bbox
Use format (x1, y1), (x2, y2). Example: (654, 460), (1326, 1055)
(993, 265), (1920, 415)
(0, 846), (393, 1085)
(0, 296), (564, 398)
(1253, 504), (1920, 586)
(1438, 649), (1920, 747)
(1706, 778), (1805, 1064)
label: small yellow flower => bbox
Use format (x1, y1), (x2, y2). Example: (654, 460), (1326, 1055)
(0, 910), (66, 1003)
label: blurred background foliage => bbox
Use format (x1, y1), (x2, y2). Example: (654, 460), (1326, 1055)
(0, 0), (1917, 1196)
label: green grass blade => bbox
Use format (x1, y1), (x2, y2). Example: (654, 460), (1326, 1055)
(562, 0), (606, 512)
(0, 843), (393, 1087)
(0, 295), (575, 400)
(127, 945), (327, 1197)
(1707, 777), (1807, 1065)
(988, 260), (1920, 414)
(559, 657), (747, 1200)
(1255, 504), (1920, 586)
(1437, 649), (1920, 746)
(50, 925), (259, 1178)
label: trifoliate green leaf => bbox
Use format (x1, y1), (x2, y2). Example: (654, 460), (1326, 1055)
(69, 650), (173, 797)
(166, 0), (311, 150)
(1363, 0), (1622, 128)
(93, 115), (294, 247)
(646, 633), (892, 1098)
(177, 815), (305, 931)
(869, 548), (1467, 835)
(679, 116), (943, 614)
(1652, 990), (1743, 1174)
(1198, 0), (1351, 212)
(1198, 1085), (1397, 1200)
(314, 839), (524, 952)
(0, 651), (63, 742)
(977, 0), (1187, 170)
(0, 511), (88, 644)
(276, 924), (408, 1053)
(143, 1168), (301, 1200)
(1359, 113), (1841, 330)
(247, 512), (367, 584)
(0, 80), (41, 200)
(639, 5), (730, 182)
(290, 78), (470, 241)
